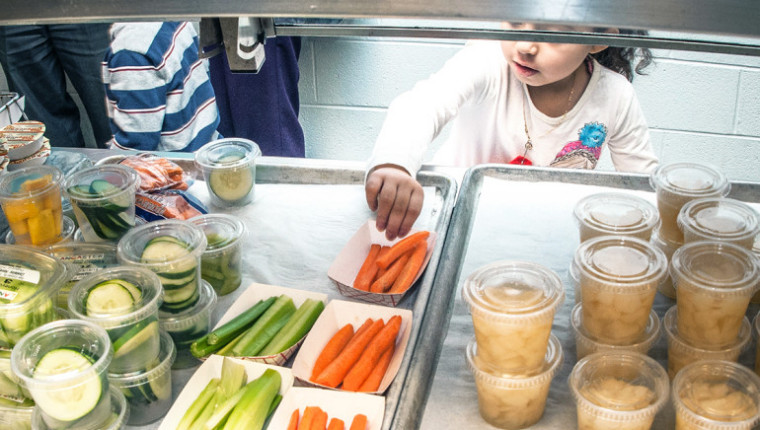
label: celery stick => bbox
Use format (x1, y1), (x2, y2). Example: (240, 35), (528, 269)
(219, 357), (247, 399)
(204, 385), (247, 430)
(222, 369), (281, 430)
(178, 378), (219, 430)
(259, 299), (325, 355)
(208, 297), (275, 345)
(190, 390), (222, 430)
(231, 295), (295, 356)
(216, 331), (246, 356)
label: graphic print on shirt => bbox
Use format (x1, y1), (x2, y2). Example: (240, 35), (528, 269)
(550, 122), (607, 169)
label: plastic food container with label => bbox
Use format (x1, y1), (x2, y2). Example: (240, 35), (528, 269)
(571, 303), (661, 360)
(677, 197), (760, 250)
(159, 280), (217, 369)
(195, 138), (262, 207)
(0, 165), (64, 246)
(573, 192), (660, 242)
(462, 261), (564, 373)
(46, 243), (119, 309)
(189, 213), (246, 296)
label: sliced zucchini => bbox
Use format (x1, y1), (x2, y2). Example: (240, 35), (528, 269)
(141, 238), (191, 263)
(209, 162), (254, 202)
(90, 180), (130, 210)
(85, 281), (136, 316)
(112, 320), (159, 361)
(33, 348), (103, 422)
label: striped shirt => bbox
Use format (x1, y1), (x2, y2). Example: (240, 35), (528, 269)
(102, 22), (220, 152)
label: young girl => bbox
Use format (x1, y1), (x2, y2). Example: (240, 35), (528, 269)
(366, 24), (657, 240)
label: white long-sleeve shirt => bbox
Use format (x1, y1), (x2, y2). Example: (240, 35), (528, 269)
(368, 41), (658, 175)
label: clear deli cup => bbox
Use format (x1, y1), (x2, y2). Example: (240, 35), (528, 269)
(466, 334), (562, 429)
(678, 198), (760, 250)
(651, 227), (681, 300)
(67, 266), (163, 374)
(63, 165), (140, 243)
(46, 242), (119, 309)
(664, 306), (750, 380)
(574, 192), (660, 242)
(462, 261), (564, 373)
(189, 213), (246, 296)
(673, 360), (760, 429)
(575, 235), (668, 345)
(650, 162), (730, 244)
(108, 329), (175, 425)
(571, 303), (661, 360)
(159, 280), (217, 369)
(0, 165), (64, 247)
(11, 319), (114, 430)
(117, 219), (207, 314)
(31, 386), (128, 430)
(569, 351), (669, 430)
(671, 241), (758, 348)
(194, 138), (262, 207)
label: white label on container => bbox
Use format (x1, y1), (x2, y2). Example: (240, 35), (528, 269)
(0, 264), (40, 284)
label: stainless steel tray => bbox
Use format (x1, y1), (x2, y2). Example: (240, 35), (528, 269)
(418, 164), (760, 429)
(91, 150), (457, 430)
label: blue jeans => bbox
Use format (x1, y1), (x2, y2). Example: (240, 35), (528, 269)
(0, 24), (111, 148)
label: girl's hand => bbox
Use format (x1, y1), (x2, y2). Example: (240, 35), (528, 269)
(365, 165), (424, 241)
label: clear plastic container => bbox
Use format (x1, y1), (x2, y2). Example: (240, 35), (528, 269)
(46, 242), (119, 309)
(68, 266), (163, 373)
(671, 241), (758, 348)
(194, 138), (261, 207)
(664, 306), (750, 380)
(108, 329), (175, 425)
(0, 165), (64, 246)
(672, 360), (760, 429)
(159, 279), (216, 369)
(117, 219), (207, 314)
(575, 235), (668, 345)
(462, 261), (564, 373)
(569, 351), (669, 430)
(31, 386), (128, 430)
(571, 303), (661, 360)
(651, 227), (681, 300)
(11, 319), (114, 430)
(5, 215), (76, 247)
(0, 399), (34, 430)
(189, 213), (246, 296)
(0, 349), (34, 427)
(650, 162), (730, 244)
(678, 198), (760, 250)
(0, 244), (70, 348)
(573, 192), (660, 243)
(569, 260), (581, 304)
(63, 165), (139, 243)
(466, 334), (562, 429)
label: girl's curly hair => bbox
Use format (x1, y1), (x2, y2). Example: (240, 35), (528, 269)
(591, 29), (653, 82)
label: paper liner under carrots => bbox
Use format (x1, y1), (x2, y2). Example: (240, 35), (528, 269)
(268, 386), (385, 430)
(291, 300), (412, 394)
(207, 283), (329, 366)
(327, 220), (436, 307)
(157, 356), (294, 430)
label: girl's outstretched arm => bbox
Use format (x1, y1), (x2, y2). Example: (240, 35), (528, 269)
(365, 165), (424, 241)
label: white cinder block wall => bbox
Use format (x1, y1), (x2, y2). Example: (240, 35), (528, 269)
(299, 36), (760, 182)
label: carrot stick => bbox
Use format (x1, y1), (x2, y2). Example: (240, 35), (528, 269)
(370, 252), (410, 293)
(300, 406), (321, 430)
(342, 315), (403, 391)
(287, 409), (300, 430)
(349, 414), (368, 430)
(353, 244), (381, 291)
(327, 417), (345, 430)
(310, 324), (355, 382)
(315, 319), (385, 388)
(373, 247), (391, 281)
(375, 231), (429, 269)
(359, 342), (396, 392)
(388, 241), (428, 294)
(344, 319), (373, 351)
(310, 408), (328, 430)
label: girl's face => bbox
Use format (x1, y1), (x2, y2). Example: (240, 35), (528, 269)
(501, 23), (605, 87)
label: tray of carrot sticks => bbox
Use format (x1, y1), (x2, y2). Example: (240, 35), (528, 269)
(269, 387), (385, 430)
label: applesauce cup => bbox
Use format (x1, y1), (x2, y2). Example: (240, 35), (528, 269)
(573, 192), (660, 243)
(664, 306), (750, 380)
(569, 351), (669, 430)
(678, 198), (760, 250)
(575, 236), (668, 345)
(570, 260), (581, 304)
(571, 303), (660, 360)
(0, 165), (64, 246)
(68, 266), (163, 374)
(466, 334), (562, 429)
(195, 138), (261, 207)
(651, 227), (681, 300)
(462, 261), (564, 373)
(11, 319), (114, 430)
(189, 213), (246, 296)
(673, 360), (760, 430)
(671, 241), (759, 348)
(650, 162), (730, 244)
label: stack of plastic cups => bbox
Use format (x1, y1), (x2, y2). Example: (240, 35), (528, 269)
(10, 319), (128, 429)
(462, 261), (564, 429)
(572, 236), (668, 360)
(666, 241), (758, 379)
(650, 228), (682, 300)
(672, 360), (760, 429)
(569, 351), (669, 430)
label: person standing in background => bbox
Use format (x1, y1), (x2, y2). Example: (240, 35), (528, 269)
(0, 24), (112, 148)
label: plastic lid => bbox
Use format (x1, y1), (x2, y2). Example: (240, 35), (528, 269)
(678, 198), (760, 243)
(466, 334), (562, 386)
(462, 261), (564, 321)
(574, 236), (668, 292)
(670, 241), (758, 295)
(195, 138), (261, 170)
(108, 330), (175, 385)
(158, 280), (217, 332)
(663, 306), (751, 356)
(189, 213), (246, 253)
(571, 303), (660, 354)
(0, 244), (70, 310)
(63, 164), (140, 203)
(673, 360), (760, 427)
(117, 219), (207, 270)
(0, 165), (62, 200)
(650, 162), (730, 198)
(47, 242), (118, 276)
(31, 385), (128, 430)
(569, 351), (669, 421)
(5, 215), (76, 246)
(574, 193), (659, 235)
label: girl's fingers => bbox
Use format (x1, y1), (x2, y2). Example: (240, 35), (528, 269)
(398, 184), (424, 238)
(375, 180), (398, 233)
(385, 185), (413, 241)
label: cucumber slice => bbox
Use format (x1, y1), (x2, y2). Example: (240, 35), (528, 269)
(68, 184), (95, 198)
(112, 320), (159, 361)
(85, 281), (135, 316)
(33, 348), (102, 422)
(108, 279), (142, 302)
(209, 164), (254, 202)
(90, 180), (130, 210)
(141, 238), (191, 263)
